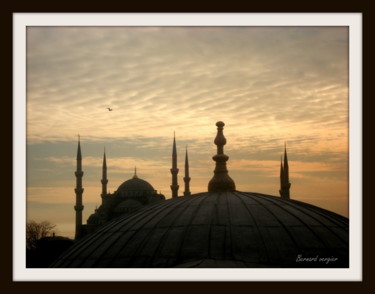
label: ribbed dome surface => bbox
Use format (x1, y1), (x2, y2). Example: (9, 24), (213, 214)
(53, 191), (348, 268)
(117, 177), (155, 195)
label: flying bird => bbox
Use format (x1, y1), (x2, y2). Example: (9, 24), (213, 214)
(106, 107), (113, 111)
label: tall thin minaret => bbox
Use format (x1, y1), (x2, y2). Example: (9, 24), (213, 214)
(183, 146), (191, 196)
(101, 148), (108, 204)
(74, 135), (84, 240)
(279, 143), (291, 199)
(279, 156), (284, 192)
(170, 132), (179, 198)
(208, 121), (236, 192)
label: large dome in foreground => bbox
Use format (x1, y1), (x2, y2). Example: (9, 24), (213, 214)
(52, 191), (348, 268)
(55, 122), (348, 268)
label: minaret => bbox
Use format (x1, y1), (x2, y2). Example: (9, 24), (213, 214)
(279, 143), (291, 199)
(279, 156), (284, 192)
(183, 146), (191, 196)
(101, 148), (108, 204)
(208, 121), (236, 192)
(74, 136), (84, 240)
(170, 132), (179, 198)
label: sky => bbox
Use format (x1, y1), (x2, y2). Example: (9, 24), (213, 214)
(25, 26), (349, 239)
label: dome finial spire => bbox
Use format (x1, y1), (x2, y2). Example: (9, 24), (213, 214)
(133, 166), (138, 179)
(208, 121), (236, 192)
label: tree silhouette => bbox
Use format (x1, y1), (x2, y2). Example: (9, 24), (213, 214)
(26, 220), (56, 250)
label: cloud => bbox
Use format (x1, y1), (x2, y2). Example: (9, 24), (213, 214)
(24, 26), (350, 237)
(26, 27), (348, 145)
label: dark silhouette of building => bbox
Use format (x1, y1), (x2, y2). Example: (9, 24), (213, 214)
(170, 132), (179, 198)
(279, 143), (291, 199)
(75, 142), (165, 239)
(52, 122), (348, 268)
(27, 235), (74, 268)
(183, 146), (191, 196)
(74, 136), (84, 239)
(208, 121), (236, 192)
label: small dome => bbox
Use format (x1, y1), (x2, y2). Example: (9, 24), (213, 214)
(87, 213), (99, 224)
(116, 177), (156, 196)
(114, 199), (143, 214)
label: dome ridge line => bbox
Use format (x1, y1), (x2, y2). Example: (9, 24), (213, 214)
(231, 191), (271, 262)
(238, 191), (302, 252)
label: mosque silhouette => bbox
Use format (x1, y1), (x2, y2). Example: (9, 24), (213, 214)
(51, 122), (348, 268)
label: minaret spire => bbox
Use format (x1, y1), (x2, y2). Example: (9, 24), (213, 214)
(101, 148), (108, 203)
(279, 143), (291, 199)
(74, 135), (84, 240)
(283, 143), (289, 184)
(183, 145), (191, 196)
(279, 155), (284, 188)
(170, 132), (179, 198)
(208, 121), (236, 192)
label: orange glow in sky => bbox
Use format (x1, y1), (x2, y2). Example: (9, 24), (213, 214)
(25, 26), (349, 238)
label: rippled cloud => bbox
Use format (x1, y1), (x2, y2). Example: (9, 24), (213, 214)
(27, 26), (348, 145)
(25, 26), (350, 235)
